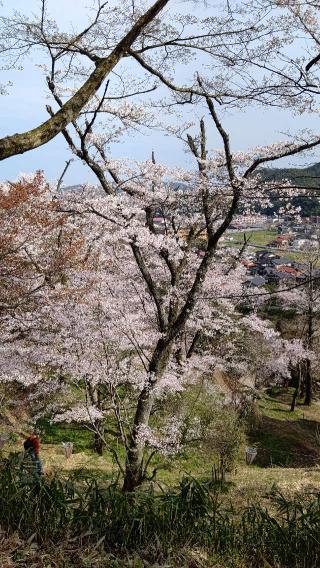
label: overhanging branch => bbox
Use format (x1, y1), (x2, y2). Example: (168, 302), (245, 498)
(0, 0), (170, 161)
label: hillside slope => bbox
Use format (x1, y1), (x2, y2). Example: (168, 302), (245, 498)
(260, 162), (320, 217)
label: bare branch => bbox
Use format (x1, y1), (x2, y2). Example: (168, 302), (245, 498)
(244, 137), (320, 178)
(56, 159), (73, 192)
(131, 241), (167, 333)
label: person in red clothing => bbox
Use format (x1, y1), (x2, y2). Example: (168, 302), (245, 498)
(19, 430), (43, 475)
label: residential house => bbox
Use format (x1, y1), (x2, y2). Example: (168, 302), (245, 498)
(268, 234), (292, 249)
(292, 238), (309, 250)
(271, 257), (293, 267)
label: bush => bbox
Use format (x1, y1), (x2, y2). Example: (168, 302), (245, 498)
(202, 407), (245, 477)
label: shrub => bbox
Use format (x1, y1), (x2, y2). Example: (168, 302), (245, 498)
(202, 407), (245, 477)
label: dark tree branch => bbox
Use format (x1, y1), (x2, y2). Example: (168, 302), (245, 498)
(131, 241), (167, 332)
(306, 52), (320, 72)
(56, 159), (73, 192)
(244, 137), (320, 178)
(46, 104), (115, 195)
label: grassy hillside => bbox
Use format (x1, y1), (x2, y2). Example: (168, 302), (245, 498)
(0, 385), (320, 568)
(262, 162), (320, 189)
(3, 387), (320, 496)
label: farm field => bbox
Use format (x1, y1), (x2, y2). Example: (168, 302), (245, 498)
(223, 229), (312, 263)
(225, 229), (278, 247)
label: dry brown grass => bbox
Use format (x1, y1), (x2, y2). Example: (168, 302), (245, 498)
(0, 535), (238, 568)
(41, 444), (116, 475)
(228, 464), (320, 508)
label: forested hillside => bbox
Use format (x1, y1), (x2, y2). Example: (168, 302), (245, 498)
(261, 163), (320, 216)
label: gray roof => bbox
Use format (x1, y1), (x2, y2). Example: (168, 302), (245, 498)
(248, 275), (267, 287)
(277, 272), (295, 280)
(271, 257), (292, 266)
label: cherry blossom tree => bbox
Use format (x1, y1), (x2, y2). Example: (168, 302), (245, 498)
(0, 146), (314, 489)
(42, 112), (317, 489)
(0, 172), (86, 314)
(0, 172), (95, 428)
(273, 251), (320, 407)
(3, 0), (320, 490)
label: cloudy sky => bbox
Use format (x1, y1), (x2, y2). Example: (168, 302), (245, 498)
(1, 0), (319, 185)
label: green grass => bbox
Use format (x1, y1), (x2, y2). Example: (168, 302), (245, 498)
(258, 388), (301, 421)
(259, 387), (320, 422)
(37, 417), (93, 453)
(223, 229), (310, 262)
(35, 395), (320, 490)
(283, 250), (310, 262)
(247, 388), (320, 468)
(4, 387), (320, 502)
(224, 229), (277, 247)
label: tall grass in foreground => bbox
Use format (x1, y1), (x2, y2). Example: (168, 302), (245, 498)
(0, 453), (320, 567)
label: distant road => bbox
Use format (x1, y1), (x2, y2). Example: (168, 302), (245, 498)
(227, 240), (302, 254)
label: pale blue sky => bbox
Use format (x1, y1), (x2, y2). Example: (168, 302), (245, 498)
(1, 0), (319, 185)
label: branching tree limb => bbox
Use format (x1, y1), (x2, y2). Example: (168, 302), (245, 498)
(0, 0), (170, 161)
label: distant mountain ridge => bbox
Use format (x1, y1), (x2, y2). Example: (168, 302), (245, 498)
(261, 162), (320, 188)
(63, 163), (320, 217)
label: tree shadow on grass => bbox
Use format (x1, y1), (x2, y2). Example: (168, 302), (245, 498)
(249, 415), (320, 468)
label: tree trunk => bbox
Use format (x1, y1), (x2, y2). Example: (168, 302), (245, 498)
(304, 263), (314, 406)
(290, 388), (298, 412)
(122, 387), (155, 491)
(93, 421), (105, 455)
(304, 359), (312, 406)
(290, 364), (301, 412)
(122, 338), (171, 491)
(291, 380), (299, 412)
(86, 383), (105, 455)
(299, 374), (305, 400)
